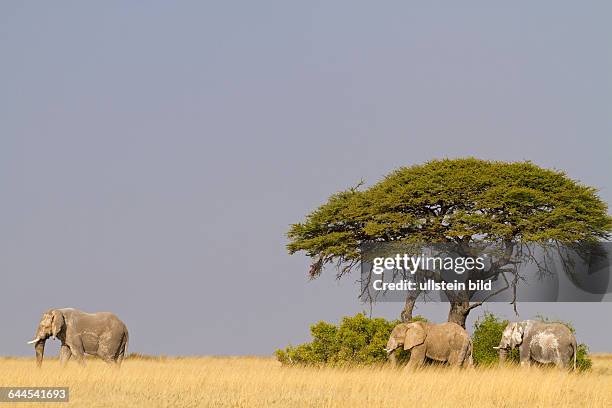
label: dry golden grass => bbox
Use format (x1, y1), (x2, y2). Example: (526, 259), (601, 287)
(1, 355), (611, 407)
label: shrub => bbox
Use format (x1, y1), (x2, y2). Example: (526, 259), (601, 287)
(472, 313), (519, 366)
(275, 313), (425, 366)
(471, 313), (592, 370)
(575, 343), (592, 371)
(277, 312), (592, 370)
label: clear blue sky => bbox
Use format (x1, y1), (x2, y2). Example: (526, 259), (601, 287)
(1, 1), (611, 355)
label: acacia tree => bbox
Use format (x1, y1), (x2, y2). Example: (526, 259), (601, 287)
(287, 158), (611, 327)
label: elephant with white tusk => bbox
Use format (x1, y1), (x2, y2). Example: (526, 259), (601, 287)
(494, 320), (576, 369)
(28, 308), (129, 367)
(385, 321), (473, 368)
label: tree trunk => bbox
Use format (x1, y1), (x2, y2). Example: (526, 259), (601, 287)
(447, 301), (471, 328)
(400, 290), (421, 322)
(400, 296), (416, 322)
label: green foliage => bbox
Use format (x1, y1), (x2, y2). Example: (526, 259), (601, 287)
(576, 343), (592, 371)
(288, 158), (612, 277)
(277, 312), (592, 371)
(472, 313), (519, 365)
(275, 313), (425, 366)
(471, 313), (592, 371)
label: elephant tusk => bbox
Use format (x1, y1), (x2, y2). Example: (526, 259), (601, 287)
(27, 338), (40, 345)
(492, 346), (500, 350)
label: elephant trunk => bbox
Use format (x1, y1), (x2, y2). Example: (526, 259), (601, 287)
(498, 348), (507, 366)
(34, 340), (45, 368)
(387, 349), (398, 367)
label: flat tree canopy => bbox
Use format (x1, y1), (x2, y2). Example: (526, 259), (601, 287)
(287, 158), (611, 325)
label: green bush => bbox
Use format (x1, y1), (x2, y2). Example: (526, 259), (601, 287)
(575, 343), (592, 371)
(277, 312), (592, 370)
(472, 313), (519, 365)
(275, 313), (425, 366)
(471, 313), (592, 371)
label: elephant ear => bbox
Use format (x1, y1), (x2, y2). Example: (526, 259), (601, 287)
(403, 323), (426, 350)
(51, 310), (65, 337)
(512, 324), (524, 343)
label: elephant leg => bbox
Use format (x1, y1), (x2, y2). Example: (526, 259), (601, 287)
(457, 339), (472, 368)
(99, 344), (121, 366)
(453, 351), (464, 367)
(70, 350), (86, 366)
(101, 355), (120, 367)
(406, 345), (426, 369)
(519, 346), (531, 367)
(554, 351), (566, 369)
(388, 350), (398, 367)
(68, 338), (86, 366)
(465, 342), (474, 368)
(466, 352), (474, 368)
(115, 352), (125, 367)
(447, 350), (459, 366)
(59, 345), (72, 367)
(70, 351), (86, 366)
(562, 346), (574, 369)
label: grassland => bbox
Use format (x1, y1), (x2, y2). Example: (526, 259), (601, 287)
(1, 354), (611, 407)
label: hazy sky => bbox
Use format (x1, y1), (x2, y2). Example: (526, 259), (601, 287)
(1, 2), (611, 356)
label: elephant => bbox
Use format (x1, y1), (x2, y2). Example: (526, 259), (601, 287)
(27, 308), (129, 367)
(384, 321), (473, 368)
(494, 320), (576, 369)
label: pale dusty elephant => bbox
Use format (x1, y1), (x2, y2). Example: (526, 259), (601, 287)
(494, 320), (576, 369)
(27, 308), (129, 367)
(385, 321), (473, 368)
